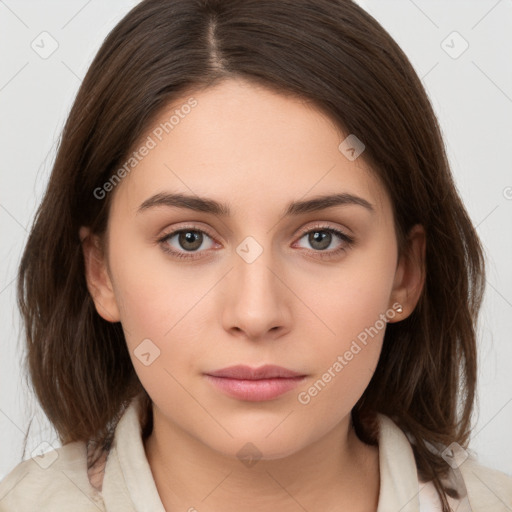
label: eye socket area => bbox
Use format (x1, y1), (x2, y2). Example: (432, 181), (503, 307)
(155, 222), (355, 261)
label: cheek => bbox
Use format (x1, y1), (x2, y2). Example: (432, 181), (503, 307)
(294, 294), (387, 428)
(302, 237), (397, 340)
(108, 239), (223, 390)
(293, 239), (396, 407)
(109, 234), (204, 335)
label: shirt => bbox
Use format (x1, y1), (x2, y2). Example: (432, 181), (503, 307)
(1, 393), (511, 511)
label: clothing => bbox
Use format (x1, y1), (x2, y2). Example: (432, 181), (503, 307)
(1, 394), (511, 511)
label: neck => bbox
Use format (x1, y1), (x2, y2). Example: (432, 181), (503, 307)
(144, 406), (380, 512)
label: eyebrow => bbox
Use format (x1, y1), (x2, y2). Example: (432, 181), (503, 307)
(137, 192), (375, 217)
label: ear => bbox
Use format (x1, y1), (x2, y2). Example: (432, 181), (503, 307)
(388, 224), (426, 322)
(79, 226), (121, 323)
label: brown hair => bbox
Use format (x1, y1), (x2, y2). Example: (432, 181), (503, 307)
(17, 1), (485, 510)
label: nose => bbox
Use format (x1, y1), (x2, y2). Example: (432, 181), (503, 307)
(221, 241), (292, 341)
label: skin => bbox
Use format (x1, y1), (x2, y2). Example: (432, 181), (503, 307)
(80, 77), (425, 512)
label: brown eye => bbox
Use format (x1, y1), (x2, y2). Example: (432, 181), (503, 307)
(158, 227), (217, 260)
(307, 230), (333, 251)
(294, 224), (354, 260)
(176, 231), (204, 251)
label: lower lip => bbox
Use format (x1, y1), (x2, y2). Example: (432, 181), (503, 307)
(204, 375), (306, 401)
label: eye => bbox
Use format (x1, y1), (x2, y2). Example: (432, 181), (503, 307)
(157, 223), (354, 261)
(158, 226), (218, 260)
(293, 224), (354, 260)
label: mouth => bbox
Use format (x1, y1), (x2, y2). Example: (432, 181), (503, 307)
(203, 365), (307, 401)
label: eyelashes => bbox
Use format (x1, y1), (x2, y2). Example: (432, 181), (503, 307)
(293, 224), (354, 259)
(158, 228), (218, 260)
(157, 223), (355, 261)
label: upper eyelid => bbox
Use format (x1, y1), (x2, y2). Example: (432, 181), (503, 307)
(160, 221), (348, 234)
(295, 222), (350, 236)
(159, 223), (217, 241)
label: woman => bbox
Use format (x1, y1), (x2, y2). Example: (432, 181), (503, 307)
(1, 0), (511, 511)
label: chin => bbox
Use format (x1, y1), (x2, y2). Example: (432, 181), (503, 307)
(200, 424), (314, 463)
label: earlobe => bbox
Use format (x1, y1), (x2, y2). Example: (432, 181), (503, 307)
(388, 224), (426, 322)
(79, 226), (121, 323)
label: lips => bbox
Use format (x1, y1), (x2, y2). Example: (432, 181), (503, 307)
(205, 364), (305, 380)
(204, 365), (307, 401)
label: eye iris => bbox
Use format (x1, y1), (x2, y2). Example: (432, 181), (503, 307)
(309, 231), (331, 250)
(179, 231), (202, 251)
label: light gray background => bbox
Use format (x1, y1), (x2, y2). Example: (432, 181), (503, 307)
(1, 0), (511, 480)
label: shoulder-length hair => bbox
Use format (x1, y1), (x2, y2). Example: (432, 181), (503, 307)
(18, 1), (485, 510)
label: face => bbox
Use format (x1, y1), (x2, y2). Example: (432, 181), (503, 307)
(81, 77), (424, 460)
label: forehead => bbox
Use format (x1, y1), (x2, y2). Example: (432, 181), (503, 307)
(109, 78), (390, 220)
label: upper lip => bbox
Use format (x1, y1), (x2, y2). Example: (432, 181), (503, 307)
(205, 365), (305, 380)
